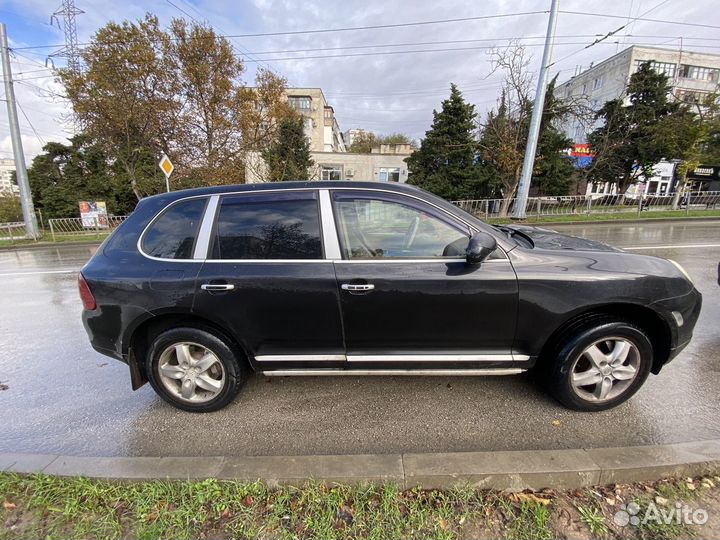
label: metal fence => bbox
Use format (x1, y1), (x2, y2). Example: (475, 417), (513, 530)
(453, 191), (720, 219)
(47, 215), (128, 241)
(0, 221), (29, 242)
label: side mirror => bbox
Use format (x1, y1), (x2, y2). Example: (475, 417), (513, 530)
(465, 232), (497, 265)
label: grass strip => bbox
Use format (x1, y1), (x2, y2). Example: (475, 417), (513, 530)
(2, 472), (719, 539)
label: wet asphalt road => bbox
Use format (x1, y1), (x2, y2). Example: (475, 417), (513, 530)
(0, 219), (718, 458)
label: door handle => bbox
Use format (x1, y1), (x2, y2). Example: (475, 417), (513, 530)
(341, 283), (375, 292)
(201, 283), (235, 291)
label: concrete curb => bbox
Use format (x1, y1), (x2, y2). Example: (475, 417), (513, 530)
(2, 440), (719, 491)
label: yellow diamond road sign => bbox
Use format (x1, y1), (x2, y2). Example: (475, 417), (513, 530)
(159, 155), (174, 178)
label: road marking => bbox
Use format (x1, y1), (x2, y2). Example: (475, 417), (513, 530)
(624, 243), (720, 250)
(0, 269), (78, 277)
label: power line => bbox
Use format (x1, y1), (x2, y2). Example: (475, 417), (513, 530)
(12, 10), (549, 51)
(247, 35), (720, 56)
(558, 9), (720, 30)
(15, 101), (46, 145)
(240, 41), (720, 63)
(163, 0), (286, 80)
(550, 0), (674, 67)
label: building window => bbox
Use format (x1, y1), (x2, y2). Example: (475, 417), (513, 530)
(593, 76), (604, 90)
(679, 64), (719, 82)
(323, 107), (334, 119)
(288, 96), (312, 111)
(581, 83), (588, 95)
(635, 60), (677, 78)
(320, 165), (342, 181)
(677, 90), (704, 104)
(378, 167), (400, 182)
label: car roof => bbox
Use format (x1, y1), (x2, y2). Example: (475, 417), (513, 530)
(141, 181), (428, 205)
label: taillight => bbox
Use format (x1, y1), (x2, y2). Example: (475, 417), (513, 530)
(78, 273), (97, 310)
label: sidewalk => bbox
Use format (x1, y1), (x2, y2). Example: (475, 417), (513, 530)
(3, 439), (720, 490)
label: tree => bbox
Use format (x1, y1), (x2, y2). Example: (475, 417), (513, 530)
(348, 131), (378, 153)
(531, 78), (576, 196)
(0, 196), (22, 222)
(27, 136), (139, 219)
(59, 14), (293, 198)
(477, 46), (575, 211)
(262, 117), (314, 181)
(59, 14), (175, 200)
(378, 133), (417, 148)
(587, 62), (684, 191)
(696, 93), (720, 164)
(349, 131), (417, 153)
(406, 84), (485, 200)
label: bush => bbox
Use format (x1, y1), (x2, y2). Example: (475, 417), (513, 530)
(0, 196), (22, 222)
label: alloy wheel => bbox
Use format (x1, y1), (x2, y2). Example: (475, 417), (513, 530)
(157, 342), (226, 403)
(570, 336), (641, 403)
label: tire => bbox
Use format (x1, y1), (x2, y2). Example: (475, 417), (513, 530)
(146, 326), (245, 412)
(544, 319), (653, 412)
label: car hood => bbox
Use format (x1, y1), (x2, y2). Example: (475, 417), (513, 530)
(506, 225), (623, 252)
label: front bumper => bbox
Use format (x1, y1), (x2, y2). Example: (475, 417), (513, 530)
(651, 286), (702, 370)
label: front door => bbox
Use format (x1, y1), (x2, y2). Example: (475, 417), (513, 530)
(193, 190), (344, 370)
(330, 189), (518, 369)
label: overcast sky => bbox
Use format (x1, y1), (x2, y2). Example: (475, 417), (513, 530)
(1, 0), (719, 160)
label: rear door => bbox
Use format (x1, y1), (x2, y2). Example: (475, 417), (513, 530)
(329, 189), (519, 369)
(192, 190), (344, 370)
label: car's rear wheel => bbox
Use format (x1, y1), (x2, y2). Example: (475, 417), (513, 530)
(545, 320), (653, 411)
(146, 327), (245, 412)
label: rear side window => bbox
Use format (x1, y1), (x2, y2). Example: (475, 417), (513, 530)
(142, 198), (207, 259)
(211, 192), (322, 260)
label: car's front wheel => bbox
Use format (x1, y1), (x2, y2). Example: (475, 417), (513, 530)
(545, 320), (653, 411)
(146, 327), (245, 412)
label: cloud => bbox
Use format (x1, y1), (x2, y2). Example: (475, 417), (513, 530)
(2, 0), (718, 160)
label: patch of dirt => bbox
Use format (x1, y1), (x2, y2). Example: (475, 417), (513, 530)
(547, 494), (597, 540)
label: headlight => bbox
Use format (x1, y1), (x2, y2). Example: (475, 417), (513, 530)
(669, 259), (693, 285)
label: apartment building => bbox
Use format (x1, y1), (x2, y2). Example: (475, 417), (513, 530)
(245, 88), (413, 183)
(556, 46), (720, 143)
(285, 88), (346, 152)
(0, 158), (20, 196)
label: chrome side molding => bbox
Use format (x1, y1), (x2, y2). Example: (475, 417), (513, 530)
(255, 353), (530, 362)
(262, 368), (525, 377)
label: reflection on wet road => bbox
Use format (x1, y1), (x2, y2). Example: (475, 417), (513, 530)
(0, 220), (718, 457)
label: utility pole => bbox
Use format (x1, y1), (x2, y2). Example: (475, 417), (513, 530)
(512, 0), (560, 219)
(1, 24), (39, 239)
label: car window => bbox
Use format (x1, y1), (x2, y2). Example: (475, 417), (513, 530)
(333, 193), (469, 259)
(142, 198), (207, 259)
(211, 192), (323, 260)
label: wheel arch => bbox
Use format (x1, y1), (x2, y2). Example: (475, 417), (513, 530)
(536, 303), (672, 375)
(126, 312), (251, 390)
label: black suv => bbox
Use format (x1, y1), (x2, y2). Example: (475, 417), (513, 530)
(79, 182), (701, 412)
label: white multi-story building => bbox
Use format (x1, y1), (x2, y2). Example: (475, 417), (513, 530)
(245, 89), (413, 183)
(0, 158), (20, 196)
(284, 88), (346, 152)
(556, 45), (720, 143)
